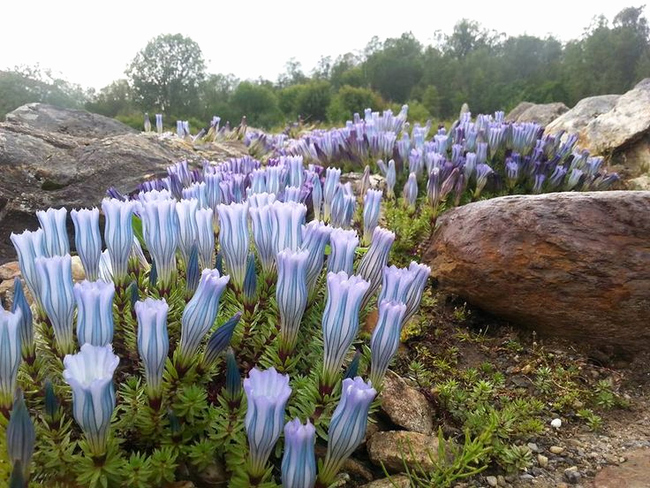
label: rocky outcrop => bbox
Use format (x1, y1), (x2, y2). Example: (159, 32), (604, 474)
(5, 103), (136, 138)
(507, 102), (568, 125)
(544, 95), (620, 136)
(0, 104), (248, 263)
(424, 192), (650, 354)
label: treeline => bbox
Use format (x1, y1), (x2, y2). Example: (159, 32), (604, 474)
(2, 6), (649, 129)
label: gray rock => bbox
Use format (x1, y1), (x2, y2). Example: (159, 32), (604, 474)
(545, 95), (620, 136)
(506, 102), (535, 121)
(583, 79), (650, 156)
(424, 192), (650, 354)
(367, 431), (439, 473)
(508, 102), (569, 126)
(5, 103), (136, 138)
(486, 475), (498, 486)
(0, 118), (248, 263)
(380, 373), (435, 434)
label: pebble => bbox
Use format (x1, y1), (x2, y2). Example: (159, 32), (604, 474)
(550, 445), (565, 454)
(564, 468), (581, 484)
(497, 475), (506, 486)
(486, 475), (498, 487)
(527, 442), (539, 452)
(520, 473), (534, 481)
(537, 454), (549, 467)
(551, 418), (562, 429)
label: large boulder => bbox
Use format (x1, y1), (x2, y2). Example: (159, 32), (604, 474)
(0, 111), (248, 263)
(544, 95), (621, 137)
(424, 192), (650, 354)
(5, 103), (136, 138)
(507, 102), (568, 125)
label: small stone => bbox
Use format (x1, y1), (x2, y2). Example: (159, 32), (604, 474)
(519, 473), (534, 481)
(497, 475), (506, 486)
(71, 255), (86, 281)
(538, 454), (549, 468)
(619, 456), (627, 463)
(550, 445), (565, 455)
(527, 442), (539, 452)
(551, 418), (562, 429)
(0, 261), (20, 281)
(564, 468), (581, 484)
(486, 475), (498, 487)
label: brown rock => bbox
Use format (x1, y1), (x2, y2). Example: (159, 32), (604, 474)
(380, 373), (435, 434)
(367, 431), (439, 472)
(0, 261), (20, 280)
(424, 191), (650, 353)
(544, 95), (620, 137)
(594, 448), (650, 488)
(506, 102), (535, 122)
(358, 475), (411, 487)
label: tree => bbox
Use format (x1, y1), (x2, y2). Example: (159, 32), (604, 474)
(230, 82), (283, 128)
(277, 58), (308, 88)
(296, 81), (331, 122)
(85, 79), (134, 117)
(127, 34), (206, 117)
(327, 85), (384, 122)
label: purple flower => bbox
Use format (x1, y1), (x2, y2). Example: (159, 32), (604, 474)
(135, 298), (169, 399)
(357, 227), (395, 309)
(36, 207), (69, 257)
(276, 250), (309, 353)
(102, 198), (137, 284)
(370, 300), (407, 386)
(216, 202), (250, 288)
(327, 229), (358, 275)
(271, 201), (307, 255)
(282, 419), (316, 488)
(244, 368), (292, 477)
(71, 208), (102, 281)
(141, 200), (180, 289)
(74, 280), (115, 347)
(402, 172), (418, 208)
(362, 189), (382, 246)
(10, 229), (46, 308)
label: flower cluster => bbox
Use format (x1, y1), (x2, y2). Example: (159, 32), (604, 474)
(1, 143), (428, 487)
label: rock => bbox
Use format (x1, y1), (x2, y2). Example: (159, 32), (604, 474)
(342, 458), (374, 482)
(358, 475), (411, 488)
(594, 448), (650, 487)
(506, 102), (535, 121)
(380, 373), (435, 434)
(550, 446), (565, 455)
(367, 431), (439, 473)
(4, 103), (136, 139)
(538, 454), (549, 467)
(486, 475), (498, 486)
(424, 191), (650, 353)
(71, 255), (85, 281)
(196, 461), (228, 487)
(544, 95), (621, 136)
(507, 102), (569, 125)
(0, 261), (20, 281)
(527, 442), (539, 453)
(0, 111), (248, 263)
(564, 466), (581, 484)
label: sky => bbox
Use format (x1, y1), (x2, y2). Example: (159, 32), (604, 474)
(0, 0), (627, 90)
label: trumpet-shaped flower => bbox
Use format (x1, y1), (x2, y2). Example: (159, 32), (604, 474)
(135, 298), (169, 400)
(320, 377), (377, 483)
(330, 190), (356, 229)
(10, 229), (46, 307)
(321, 272), (370, 383)
(101, 198), (137, 284)
(244, 367), (292, 477)
(402, 172), (418, 208)
(404, 262), (430, 324)
(362, 189), (382, 245)
(216, 202), (249, 288)
(378, 265), (414, 305)
(6, 390), (35, 480)
(178, 269), (230, 363)
(301, 221), (332, 297)
(283, 186), (302, 203)
(250, 204), (275, 273)
(71, 208), (102, 281)
(327, 228), (358, 275)
(176, 199), (199, 265)
(63, 344), (119, 456)
(34, 255), (75, 354)
(276, 249), (309, 352)
(323, 167), (341, 222)
(36, 207), (69, 257)
(195, 207), (215, 270)
(271, 201), (306, 255)
(282, 419), (316, 488)
(0, 309), (22, 410)
(311, 173), (323, 221)
(74, 280), (115, 347)
(357, 227), (395, 309)
(369, 300), (407, 386)
(140, 200), (180, 290)
(11, 279), (33, 360)
(155, 114), (163, 134)
(248, 192), (276, 208)
(385, 159), (396, 198)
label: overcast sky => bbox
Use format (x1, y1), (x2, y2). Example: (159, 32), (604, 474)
(1, 0), (627, 90)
